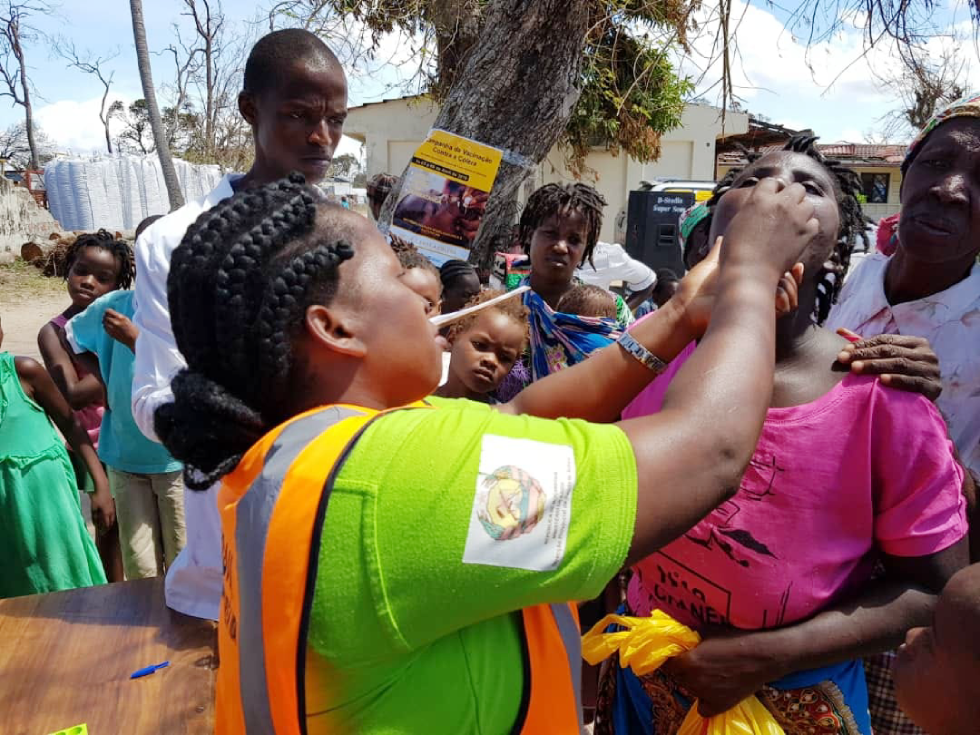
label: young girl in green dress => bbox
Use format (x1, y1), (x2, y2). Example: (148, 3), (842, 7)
(0, 314), (114, 598)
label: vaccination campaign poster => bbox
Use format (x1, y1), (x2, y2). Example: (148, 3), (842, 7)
(391, 130), (503, 266)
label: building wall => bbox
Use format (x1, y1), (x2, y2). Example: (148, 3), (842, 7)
(346, 98), (747, 242)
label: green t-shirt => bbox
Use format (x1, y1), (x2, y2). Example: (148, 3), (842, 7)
(305, 397), (637, 734)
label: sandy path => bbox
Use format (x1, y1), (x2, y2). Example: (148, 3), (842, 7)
(2, 293), (71, 361)
(1, 266), (70, 361)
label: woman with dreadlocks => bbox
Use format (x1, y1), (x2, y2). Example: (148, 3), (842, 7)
(505, 182), (635, 393)
(592, 135), (970, 735)
(156, 171), (822, 733)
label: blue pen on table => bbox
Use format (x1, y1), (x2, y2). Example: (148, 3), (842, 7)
(130, 661), (170, 679)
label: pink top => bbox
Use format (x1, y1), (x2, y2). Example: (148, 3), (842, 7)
(49, 313), (103, 449)
(624, 348), (967, 631)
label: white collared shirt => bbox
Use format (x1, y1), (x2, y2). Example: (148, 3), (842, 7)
(131, 173), (241, 621)
(131, 173), (240, 442)
(576, 241), (656, 292)
(826, 252), (980, 475)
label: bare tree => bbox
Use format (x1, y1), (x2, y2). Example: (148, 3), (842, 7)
(0, 1), (51, 170)
(129, 0), (185, 209)
(59, 42), (122, 154)
(158, 0), (251, 171)
(181, 0), (223, 160)
(202, 39), (253, 171)
(873, 46), (966, 140)
(162, 29), (202, 152)
(0, 119), (51, 168)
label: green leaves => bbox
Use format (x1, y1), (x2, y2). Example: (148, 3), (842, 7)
(563, 2), (694, 177)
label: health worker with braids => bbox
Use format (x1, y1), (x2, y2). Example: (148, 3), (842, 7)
(825, 94), (980, 735)
(130, 28), (348, 620)
(593, 135), (970, 735)
(156, 171), (821, 733)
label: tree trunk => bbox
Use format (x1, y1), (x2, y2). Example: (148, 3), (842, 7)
(378, 0), (591, 270)
(129, 0), (185, 210)
(9, 19), (37, 169)
(204, 33), (214, 160)
(426, 0), (482, 95)
(100, 85), (113, 154)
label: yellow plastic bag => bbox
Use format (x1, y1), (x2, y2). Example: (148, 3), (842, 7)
(582, 611), (785, 735)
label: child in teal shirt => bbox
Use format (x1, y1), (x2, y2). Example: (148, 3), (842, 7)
(67, 288), (186, 580)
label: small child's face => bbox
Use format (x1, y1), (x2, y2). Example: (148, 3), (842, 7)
(894, 568), (980, 733)
(450, 310), (525, 395)
(401, 268), (442, 316)
(67, 246), (121, 309)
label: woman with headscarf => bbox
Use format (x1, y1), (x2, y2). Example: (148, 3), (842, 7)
(826, 93), (980, 735)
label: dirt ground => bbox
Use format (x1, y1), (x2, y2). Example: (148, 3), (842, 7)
(1, 260), (70, 361)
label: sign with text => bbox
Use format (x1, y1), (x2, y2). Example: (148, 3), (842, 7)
(391, 130), (503, 265)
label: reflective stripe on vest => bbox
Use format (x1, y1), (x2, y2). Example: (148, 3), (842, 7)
(236, 406), (367, 734)
(217, 402), (586, 734)
(518, 603), (586, 734)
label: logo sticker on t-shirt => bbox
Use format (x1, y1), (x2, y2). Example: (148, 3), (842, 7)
(462, 434), (576, 571)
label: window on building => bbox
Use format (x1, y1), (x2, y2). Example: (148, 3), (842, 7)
(860, 173), (890, 204)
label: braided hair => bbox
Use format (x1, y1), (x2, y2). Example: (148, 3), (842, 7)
(519, 183), (607, 268)
(707, 134), (867, 324)
(64, 229), (135, 289)
(439, 259), (477, 291)
(155, 173), (355, 489)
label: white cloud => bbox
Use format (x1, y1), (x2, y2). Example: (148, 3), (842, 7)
(35, 94), (135, 155)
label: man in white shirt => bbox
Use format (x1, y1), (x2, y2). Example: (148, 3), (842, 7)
(576, 240), (656, 309)
(132, 28), (348, 620)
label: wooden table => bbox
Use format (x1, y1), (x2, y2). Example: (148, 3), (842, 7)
(0, 577), (216, 735)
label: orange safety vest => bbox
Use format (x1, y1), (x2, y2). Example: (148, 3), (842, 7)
(215, 403), (586, 734)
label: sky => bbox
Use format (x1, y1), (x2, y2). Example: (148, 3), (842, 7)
(673, 0), (980, 143)
(1, 0), (979, 162)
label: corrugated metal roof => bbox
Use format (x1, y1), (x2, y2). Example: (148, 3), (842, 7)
(718, 142), (904, 167)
